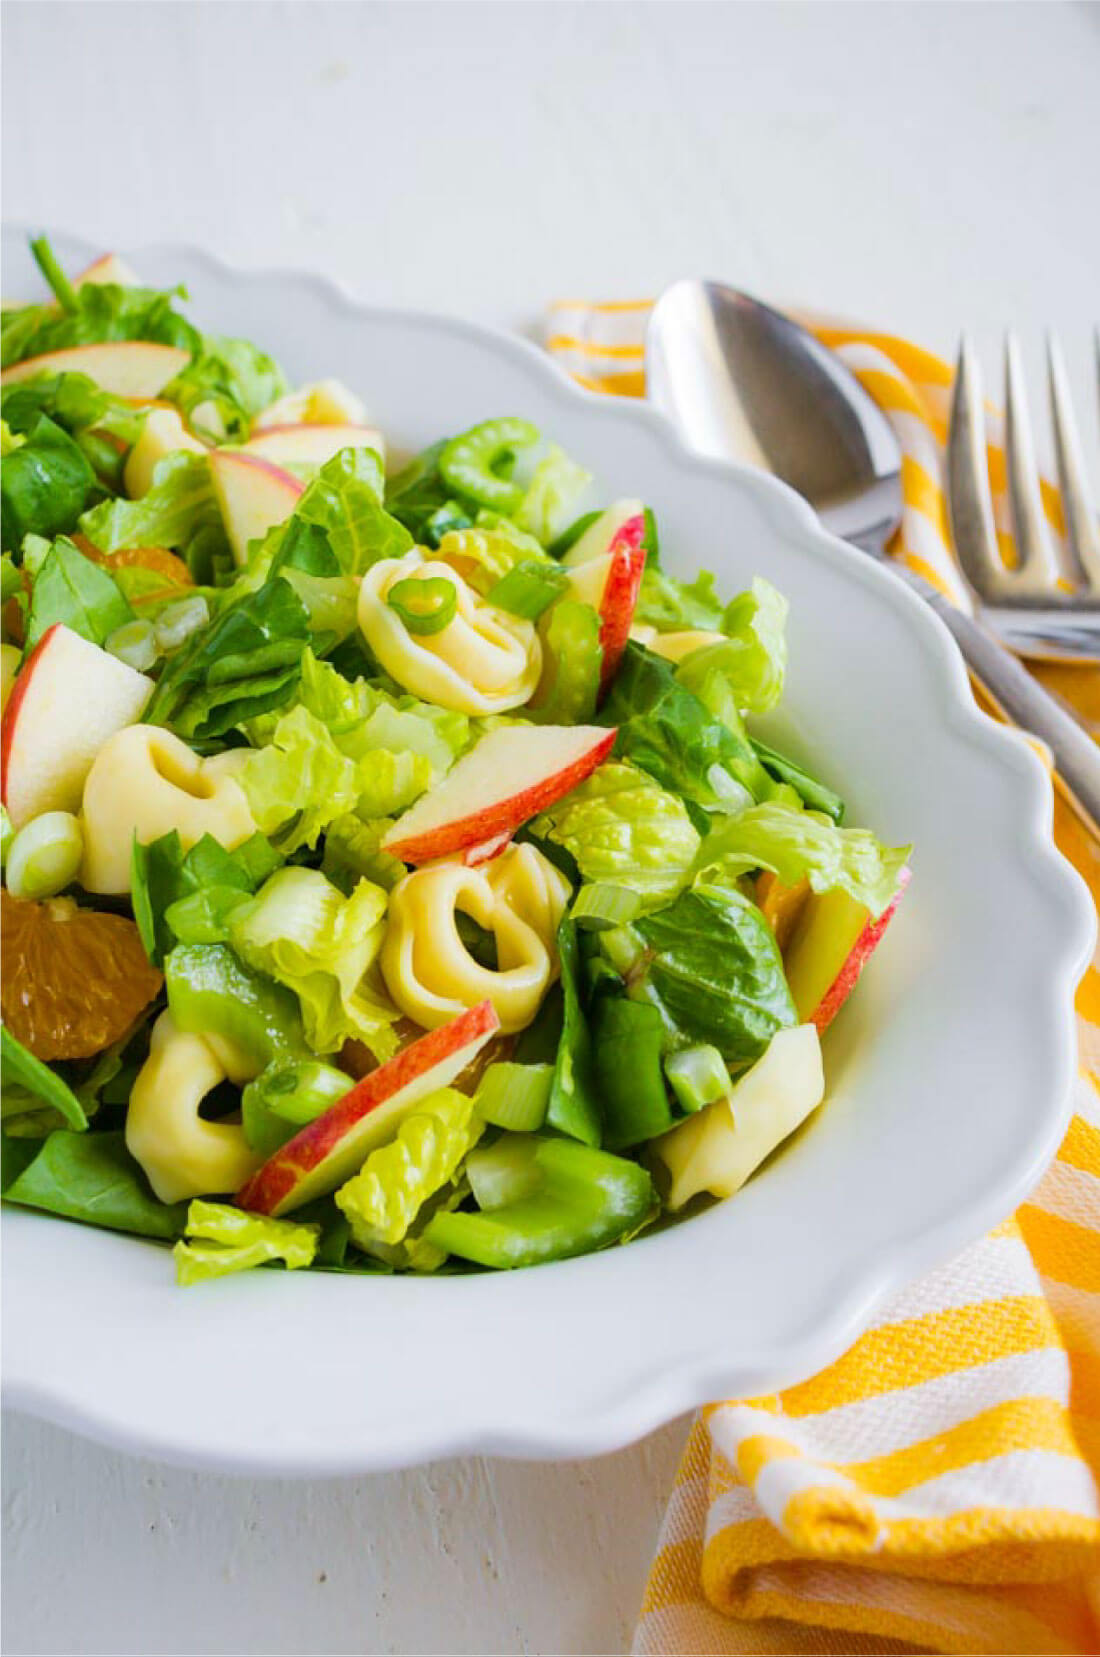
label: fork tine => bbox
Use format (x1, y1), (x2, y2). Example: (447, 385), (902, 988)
(946, 335), (1004, 601)
(1047, 332), (1100, 591)
(1003, 331), (1063, 592)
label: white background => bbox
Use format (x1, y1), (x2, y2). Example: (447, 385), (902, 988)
(3, 4), (1099, 1653)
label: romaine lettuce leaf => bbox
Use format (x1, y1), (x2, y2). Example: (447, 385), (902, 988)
(322, 813), (406, 894)
(1, 275), (199, 368)
(291, 650), (468, 775)
(515, 445), (593, 545)
(227, 865), (399, 1057)
(530, 761), (699, 905)
(78, 451), (229, 565)
(695, 800), (910, 917)
(162, 335), (288, 441)
(23, 534), (133, 649)
(634, 564), (724, 632)
(610, 884), (798, 1065)
(174, 1199), (319, 1285)
(131, 829), (283, 967)
(675, 577), (787, 714)
(335, 1087), (482, 1250)
(599, 642), (773, 815)
(291, 448), (411, 575)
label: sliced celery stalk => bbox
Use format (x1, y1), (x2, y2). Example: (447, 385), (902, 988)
(664, 1045), (733, 1114)
(475, 1063), (553, 1132)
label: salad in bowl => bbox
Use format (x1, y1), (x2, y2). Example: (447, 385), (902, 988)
(0, 239), (910, 1286)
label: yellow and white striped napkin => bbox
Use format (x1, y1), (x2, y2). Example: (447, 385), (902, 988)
(548, 301), (1100, 1654)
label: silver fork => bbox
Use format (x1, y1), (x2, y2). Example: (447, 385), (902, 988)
(947, 333), (1100, 659)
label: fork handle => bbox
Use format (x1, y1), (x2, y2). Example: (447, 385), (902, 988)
(901, 568), (1100, 841)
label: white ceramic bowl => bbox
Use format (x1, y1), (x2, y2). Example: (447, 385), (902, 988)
(2, 229), (1093, 1474)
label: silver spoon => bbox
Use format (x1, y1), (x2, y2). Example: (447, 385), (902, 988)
(645, 278), (1100, 840)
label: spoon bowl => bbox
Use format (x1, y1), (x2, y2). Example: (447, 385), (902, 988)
(646, 279), (903, 551)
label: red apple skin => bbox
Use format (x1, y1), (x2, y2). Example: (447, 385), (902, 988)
(462, 831), (513, 867)
(811, 869), (910, 1032)
(385, 728), (617, 865)
(236, 1000), (500, 1215)
(597, 535), (647, 694)
(0, 630), (44, 807)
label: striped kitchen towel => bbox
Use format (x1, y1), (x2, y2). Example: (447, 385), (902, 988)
(548, 302), (1100, 1654)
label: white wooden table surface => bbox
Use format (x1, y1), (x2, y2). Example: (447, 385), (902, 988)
(3, 4), (1099, 1653)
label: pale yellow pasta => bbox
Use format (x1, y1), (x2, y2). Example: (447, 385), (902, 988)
(80, 725), (257, 895)
(358, 550), (541, 714)
(380, 843), (571, 1033)
(628, 623), (728, 663)
(125, 1011), (263, 1204)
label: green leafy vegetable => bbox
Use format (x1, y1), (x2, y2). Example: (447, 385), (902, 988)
(590, 996), (674, 1148)
(162, 335), (288, 441)
(2, 266), (199, 369)
(1, 417), (97, 552)
(24, 535), (133, 650)
(2, 371), (146, 489)
(321, 813), (406, 893)
(174, 1199), (319, 1285)
(545, 917), (602, 1147)
(423, 1134), (656, 1268)
(749, 738), (844, 824)
(514, 445), (592, 545)
(228, 866), (398, 1057)
(279, 448), (411, 577)
(131, 830), (282, 968)
(530, 761), (700, 906)
(2, 1129), (185, 1238)
(611, 884), (798, 1066)
(635, 565), (725, 633)
(336, 1087), (481, 1250)
(79, 451), (228, 563)
(694, 801), (910, 918)
(600, 643), (773, 815)
(165, 943), (308, 1073)
(529, 598), (601, 725)
(144, 574), (310, 740)
(674, 578), (788, 715)
(1, 1025), (89, 1132)
(385, 440), (474, 544)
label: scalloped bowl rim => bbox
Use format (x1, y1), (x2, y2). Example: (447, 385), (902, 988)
(0, 229), (1094, 1475)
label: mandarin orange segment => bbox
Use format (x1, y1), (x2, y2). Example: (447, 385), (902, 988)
(74, 536), (194, 592)
(1, 889), (163, 1061)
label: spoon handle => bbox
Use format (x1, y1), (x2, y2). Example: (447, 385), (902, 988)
(898, 565), (1100, 840)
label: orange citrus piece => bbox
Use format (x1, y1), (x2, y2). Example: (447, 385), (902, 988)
(1, 890), (163, 1061)
(74, 535), (194, 595)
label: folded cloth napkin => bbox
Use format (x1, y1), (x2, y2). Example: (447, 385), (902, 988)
(548, 302), (1100, 1655)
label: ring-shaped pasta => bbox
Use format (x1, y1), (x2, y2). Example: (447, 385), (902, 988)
(358, 550), (541, 714)
(125, 1010), (263, 1204)
(380, 843), (571, 1034)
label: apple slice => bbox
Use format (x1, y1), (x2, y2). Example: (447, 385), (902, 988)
(1, 624), (154, 828)
(561, 498), (646, 568)
(124, 407), (208, 497)
(208, 449), (304, 566)
(382, 723), (617, 865)
(237, 1000), (500, 1215)
(783, 870), (910, 1031)
(1, 341), (190, 399)
(653, 1024), (824, 1211)
(74, 253), (139, 288)
(243, 422), (385, 470)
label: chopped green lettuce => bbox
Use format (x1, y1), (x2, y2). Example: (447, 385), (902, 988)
(530, 761), (699, 905)
(2, 270), (199, 369)
(675, 578), (788, 714)
(515, 445), (593, 545)
(228, 865), (399, 1057)
(174, 1199), (319, 1285)
(695, 800), (910, 918)
(322, 814), (406, 893)
(335, 1088), (482, 1250)
(163, 335), (288, 440)
(634, 565), (724, 633)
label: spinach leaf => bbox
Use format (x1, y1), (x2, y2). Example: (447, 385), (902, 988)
(132, 830), (283, 967)
(590, 996), (673, 1148)
(1, 1129), (186, 1239)
(599, 643), (773, 814)
(625, 885), (797, 1066)
(143, 575), (310, 740)
(1, 1026), (89, 1132)
(750, 738), (844, 824)
(24, 535), (133, 650)
(0, 416), (98, 552)
(385, 440), (476, 544)
(545, 917), (602, 1147)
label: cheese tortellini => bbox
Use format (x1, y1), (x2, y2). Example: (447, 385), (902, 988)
(358, 550), (541, 714)
(380, 843), (571, 1033)
(126, 1011), (263, 1204)
(80, 725), (257, 894)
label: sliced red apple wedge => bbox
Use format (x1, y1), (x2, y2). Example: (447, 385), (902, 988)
(561, 498), (646, 568)
(208, 449), (304, 566)
(236, 1000), (500, 1215)
(243, 422), (385, 470)
(783, 869), (910, 1031)
(1, 624), (154, 828)
(1, 341), (190, 398)
(74, 253), (139, 288)
(382, 723), (617, 865)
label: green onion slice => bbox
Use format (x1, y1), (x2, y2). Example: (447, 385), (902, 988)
(386, 576), (458, 635)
